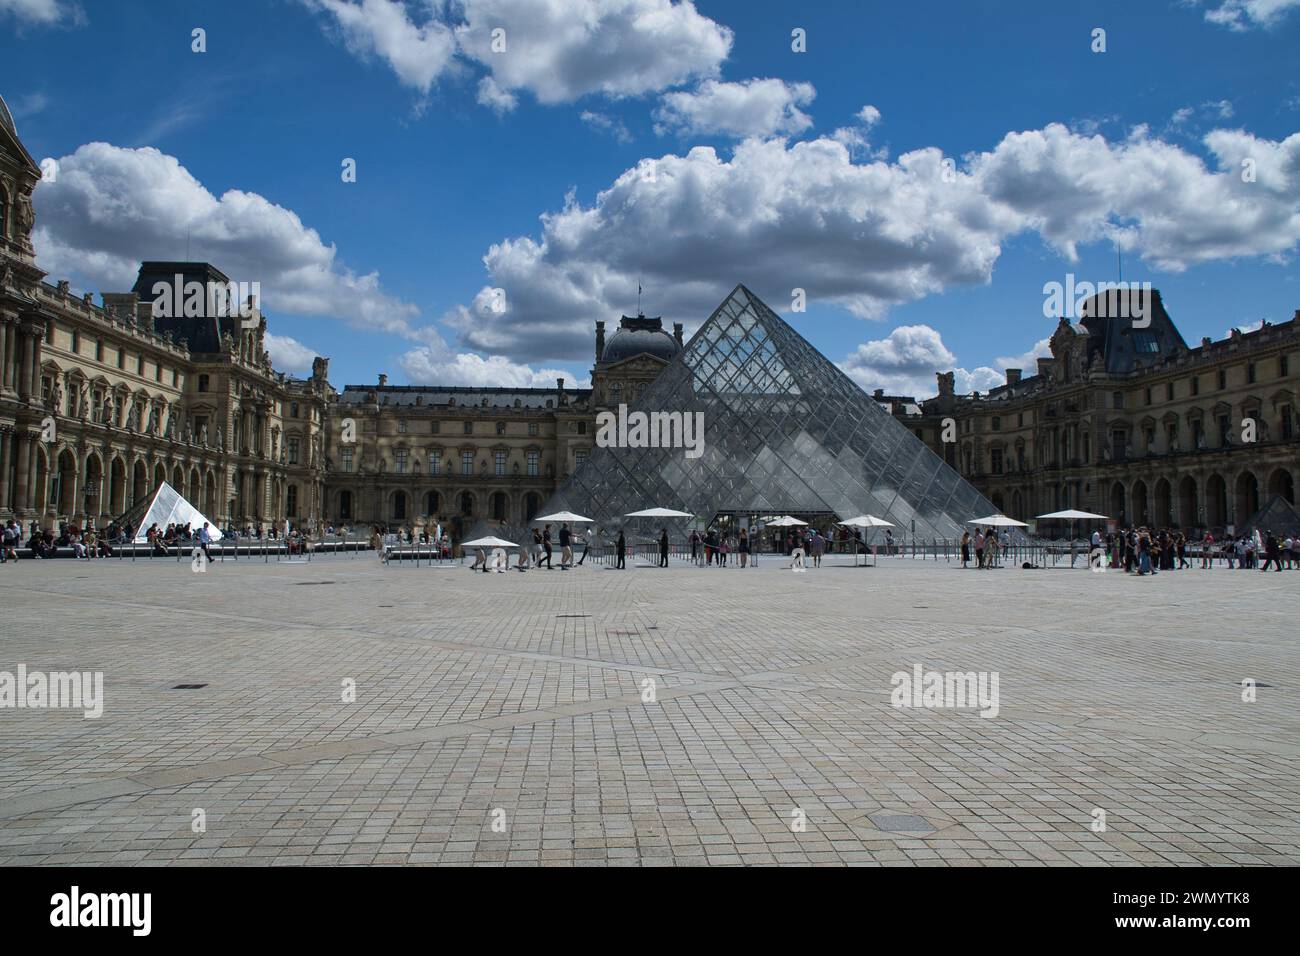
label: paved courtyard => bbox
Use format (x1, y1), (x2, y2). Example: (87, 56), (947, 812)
(1, 552), (1297, 866)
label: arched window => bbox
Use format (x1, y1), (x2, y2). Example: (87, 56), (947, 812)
(393, 491), (407, 521)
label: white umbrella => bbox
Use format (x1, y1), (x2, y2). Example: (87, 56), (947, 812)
(838, 515), (893, 566)
(766, 515), (808, 527)
(968, 514), (1029, 527)
(534, 511), (593, 523)
(1036, 509), (1109, 563)
(624, 507), (695, 518)
(461, 536), (520, 548)
(839, 514), (893, 528)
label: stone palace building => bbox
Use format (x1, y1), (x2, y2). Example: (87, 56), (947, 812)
(3, 90), (1296, 538)
(886, 291), (1300, 533)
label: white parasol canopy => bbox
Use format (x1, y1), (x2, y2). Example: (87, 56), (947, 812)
(534, 511), (594, 523)
(461, 536), (520, 548)
(765, 515), (808, 527)
(968, 514), (1029, 527)
(1036, 509), (1109, 520)
(624, 507), (695, 518)
(838, 514), (894, 528)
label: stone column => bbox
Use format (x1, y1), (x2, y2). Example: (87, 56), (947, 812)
(28, 326), (42, 401)
(0, 322), (8, 393)
(0, 431), (10, 512)
(12, 432), (31, 513)
(2, 322), (14, 392)
(28, 438), (41, 516)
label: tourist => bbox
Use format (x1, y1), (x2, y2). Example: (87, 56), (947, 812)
(960, 530), (970, 568)
(1260, 531), (1282, 572)
(985, 528), (999, 568)
(470, 547), (487, 572)
(559, 523), (573, 569)
(1285, 534), (1296, 570)
(198, 522), (214, 564)
(659, 528), (669, 567)
(515, 548), (529, 572)
(616, 529), (626, 569)
(810, 529), (825, 568)
(973, 528), (985, 569)
(1, 519), (20, 563)
(739, 528), (750, 568)
(1177, 532), (1189, 569)
(492, 547), (509, 573)
(542, 524), (554, 569)
(690, 530), (699, 565)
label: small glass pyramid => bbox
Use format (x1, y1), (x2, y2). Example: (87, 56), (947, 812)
(118, 481), (224, 542)
(540, 284), (996, 540)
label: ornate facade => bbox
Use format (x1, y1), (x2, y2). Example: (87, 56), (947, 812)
(891, 290), (1300, 533)
(1, 101), (330, 533)
(1, 86), (681, 537)
(322, 312), (681, 535)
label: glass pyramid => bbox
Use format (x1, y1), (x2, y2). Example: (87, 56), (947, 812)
(539, 284), (996, 540)
(118, 481), (224, 542)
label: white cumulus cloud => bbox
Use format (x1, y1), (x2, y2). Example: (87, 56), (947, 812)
(264, 333), (322, 374)
(444, 122), (1300, 365)
(31, 142), (420, 336)
(1203, 0), (1300, 30)
(301, 0), (732, 107)
(653, 78), (815, 138)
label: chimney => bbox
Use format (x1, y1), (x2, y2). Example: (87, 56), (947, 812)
(673, 322), (683, 346)
(1037, 357), (1053, 378)
(378, 373), (387, 388)
(595, 320), (606, 363)
(557, 377), (566, 405)
(1006, 368), (1021, 385)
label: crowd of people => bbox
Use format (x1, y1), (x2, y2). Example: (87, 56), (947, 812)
(1088, 527), (1298, 574)
(959, 528), (1014, 569)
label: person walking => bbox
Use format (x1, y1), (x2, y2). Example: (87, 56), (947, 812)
(739, 528), (750, 568)
(616, 529), (626, 569)
(198, 522), (214, 564)
(960, 530), (970, 568)
(690, 530), (699, 565)
(531, 527), (543, 568)
(810, 529), (825, 568)
(559, 523), (573, 569)
(1, 520), (20, 563)
(973, 528), (985, 569)
(1261, 531), (1282, 572)
(542, 524), (554, 569)
(659, 528), (669, 567)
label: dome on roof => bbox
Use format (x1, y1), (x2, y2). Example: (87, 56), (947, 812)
(601, 319), (680, 365)
(0, 94), (14, 138)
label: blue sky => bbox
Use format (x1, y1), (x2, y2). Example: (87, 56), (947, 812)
(3, 0), (1298, 396)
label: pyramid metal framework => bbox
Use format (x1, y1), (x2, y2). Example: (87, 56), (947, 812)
(539, 284), (998, 539)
